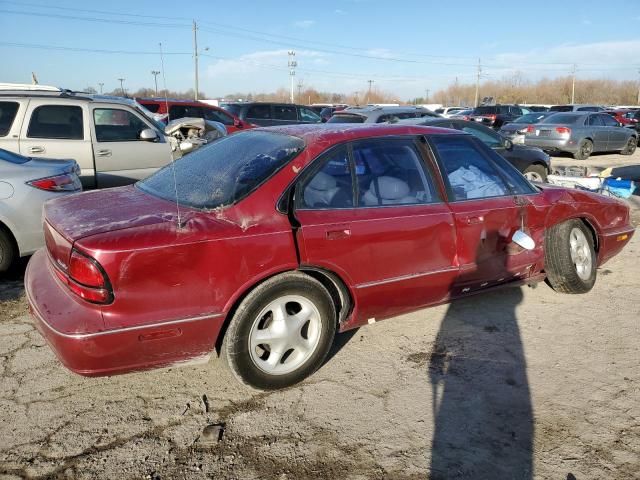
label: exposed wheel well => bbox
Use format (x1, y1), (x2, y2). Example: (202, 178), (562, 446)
(578, 217), (599, 252)
(214, 268), (352, 355)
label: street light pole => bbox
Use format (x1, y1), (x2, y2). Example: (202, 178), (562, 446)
(288, 51), (297, 103)
(193, 20), (199, 100)
(98, 82), (104, 94)
(571, 64), (577, 104)
(117, 78), (125, 97)
(151, 70), (160, 96)
(474, 58), (481, 107)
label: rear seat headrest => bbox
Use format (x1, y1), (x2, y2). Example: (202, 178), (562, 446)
(371, 176), (410, 200)
(308, 171), (337, 191)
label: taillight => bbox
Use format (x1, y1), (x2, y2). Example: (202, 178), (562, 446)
(487, 114), (497, 120)
(526, 125), (535, 133)
(28, 173), (81, 192)
(56, 249), (112, 304)
(556, 127), (571, 135)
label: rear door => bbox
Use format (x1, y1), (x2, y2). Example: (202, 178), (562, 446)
(599, 113), (628, 150)
(90, 105), (171, 187)
(294, 137), (458, 323)
(428, 134), (543, 294)
(586, 114), (608, 151)
(0, 100), (24, 154)
(19, 99), (95, 188)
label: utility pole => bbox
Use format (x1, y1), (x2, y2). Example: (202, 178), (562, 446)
(425, 89), (430, 103)
(98, 82), (104, 94)
(367, 79), (374, 104)
(151, 71), (160, 96)
(297, 79), (304, 102)
(637, 68), (640, 106)
(288, 51), (297, 103)
(117, 78), (125, 97)
(571, 64), (577, 104)
(193, 20), (199, 100)
(474, 58), (481, 107)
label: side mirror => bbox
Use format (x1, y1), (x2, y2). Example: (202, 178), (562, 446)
(502, 138), (514, 150)
(512, 230), (535, 250)
(139, 128), (159, 142)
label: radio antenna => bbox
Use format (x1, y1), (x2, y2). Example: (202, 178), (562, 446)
(159, 42), (183, 229)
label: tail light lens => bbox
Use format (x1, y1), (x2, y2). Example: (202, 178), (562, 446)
(55, 249), (113, 304)
(556, 127), (571, 135)
(526, 125), (535, 133)
(28, 173), (81, 192)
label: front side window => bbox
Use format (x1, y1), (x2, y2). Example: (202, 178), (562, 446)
(27, 105), (84, 140)
(300, 147), (353, 209)
(430, 135), (509, 201)
(204, 108), (234, 125)
(0, 101), (19, 137)
(352, 139), (439, 206)
(138, 131), (304, 209)
(93, 108), (150, 142)
(299, 107), (321, 123)
(273, 105), (297, 121)
(600, 114), (620, 127)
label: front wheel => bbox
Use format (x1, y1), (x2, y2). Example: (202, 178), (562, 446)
(222, 272), (336, 390)
(620, 136), (637, 156)
(573, 139), (593, 160)
(545, 219), (596, 294)
(523, 164), (548, 182)
(0, 229), (16, 273)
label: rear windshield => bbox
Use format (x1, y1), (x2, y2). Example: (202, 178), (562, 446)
(513, 113), (549, 124)
(138, 131), (305, 209)
(327, 114), (365, 124)
(541, 114), (581, 124)
(473, 106), (509, 114)
(549, 105), (573, 112)
(221, 104), (241, 116)
(0, 149), (29, 164)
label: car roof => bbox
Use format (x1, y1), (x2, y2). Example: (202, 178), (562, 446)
(258, 123), (460, 145)
(136, 97), (217, 106)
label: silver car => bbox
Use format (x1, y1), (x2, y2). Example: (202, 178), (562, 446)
(0, 149), (81, 272)
(523, 112), (638, 160)
(499, 112), (555, 144)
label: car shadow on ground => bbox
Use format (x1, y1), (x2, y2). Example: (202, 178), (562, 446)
(0, 257), (29, 302)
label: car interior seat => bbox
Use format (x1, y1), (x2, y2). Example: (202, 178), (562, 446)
(363, 176), (417, 206)
(304, 171), (342, 208)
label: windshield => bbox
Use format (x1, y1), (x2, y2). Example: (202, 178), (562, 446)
(138, 131), (305, 209)
(0, 148), (29, 164)
(513, 113), (549, 124)
(549, 105), (573, 112)
(327, 114), (365, 123)
(133, 101), (167, 131)
(541, 113), (581, 124)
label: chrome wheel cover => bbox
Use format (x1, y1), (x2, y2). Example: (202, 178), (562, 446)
(569, 227), (592, 281)
(248, 295), (322, 375)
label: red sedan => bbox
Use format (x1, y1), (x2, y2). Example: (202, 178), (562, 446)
(25, 124), (634, 389)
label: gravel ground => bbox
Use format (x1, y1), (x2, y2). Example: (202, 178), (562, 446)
(0, 152), (638, 480)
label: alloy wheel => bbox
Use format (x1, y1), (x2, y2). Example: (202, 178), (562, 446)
(569, 227), (592, 281)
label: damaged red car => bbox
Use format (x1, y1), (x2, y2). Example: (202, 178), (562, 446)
(26, 124), (635, 389)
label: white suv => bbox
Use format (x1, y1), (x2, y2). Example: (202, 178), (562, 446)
(0, 84), (176, 189)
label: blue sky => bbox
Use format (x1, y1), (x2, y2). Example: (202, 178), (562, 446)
(1, 0), (639, 99)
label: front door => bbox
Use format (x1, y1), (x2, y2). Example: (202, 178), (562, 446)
(294, 137), (458, 326)
(586, 114), (609, 151)
(90, 106), (171, 187)
(428, 134), (544, 295)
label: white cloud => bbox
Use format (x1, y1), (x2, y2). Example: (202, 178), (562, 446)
(205, 49), (326, 78)
(294, 19), (316, 29)
(366, 48), (394, 59)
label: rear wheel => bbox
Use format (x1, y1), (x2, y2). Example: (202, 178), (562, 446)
(523, 164), (548, 182)
(545, 219), (596, 294)
(573, 139), (593, 160)
(620, 136), (637, 155)
(0, 229), (16, 273)
(222, 272), (336, 390)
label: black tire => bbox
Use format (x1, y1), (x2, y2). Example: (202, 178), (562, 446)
(573, 139), (593, 160)
(0, 229), (16, 273)
(523, 164), (548, 182)
(620, 136), (637, 156)
(544, 219), (596, 294)
(222, 271), (336, 390)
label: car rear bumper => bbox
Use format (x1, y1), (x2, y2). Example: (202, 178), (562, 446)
(524, 137), (577, 152)
(26, 249), (224, 376)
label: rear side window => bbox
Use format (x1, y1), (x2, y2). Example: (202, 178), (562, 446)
(0, 101), (19, 137)
(600, 114), (619, 127)
(246, 105), (270, 120)
(430, 135), (509, 201)
(327, 114), (365, 124)
(138, 131), (304, 209)
(93, 108), (149, 142)
(141, 103), (160, 113)
(300, 147), (353, 209)
(27, 105), (84, 140)
(352, 139), (439, 206)
(299, 107), (321, 123)
(273, 105), (297, 121)
(204, 108), (233, 125)
(587, 115), (604, 126)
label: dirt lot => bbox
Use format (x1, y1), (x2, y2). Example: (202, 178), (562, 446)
(1, 152), (639, 479)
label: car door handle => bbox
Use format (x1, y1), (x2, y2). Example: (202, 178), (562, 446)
(96, 149), (112, 157)
(28, 146), (44, 154)
(463, 215), (484, 225)
(326, 228), (351, 240)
